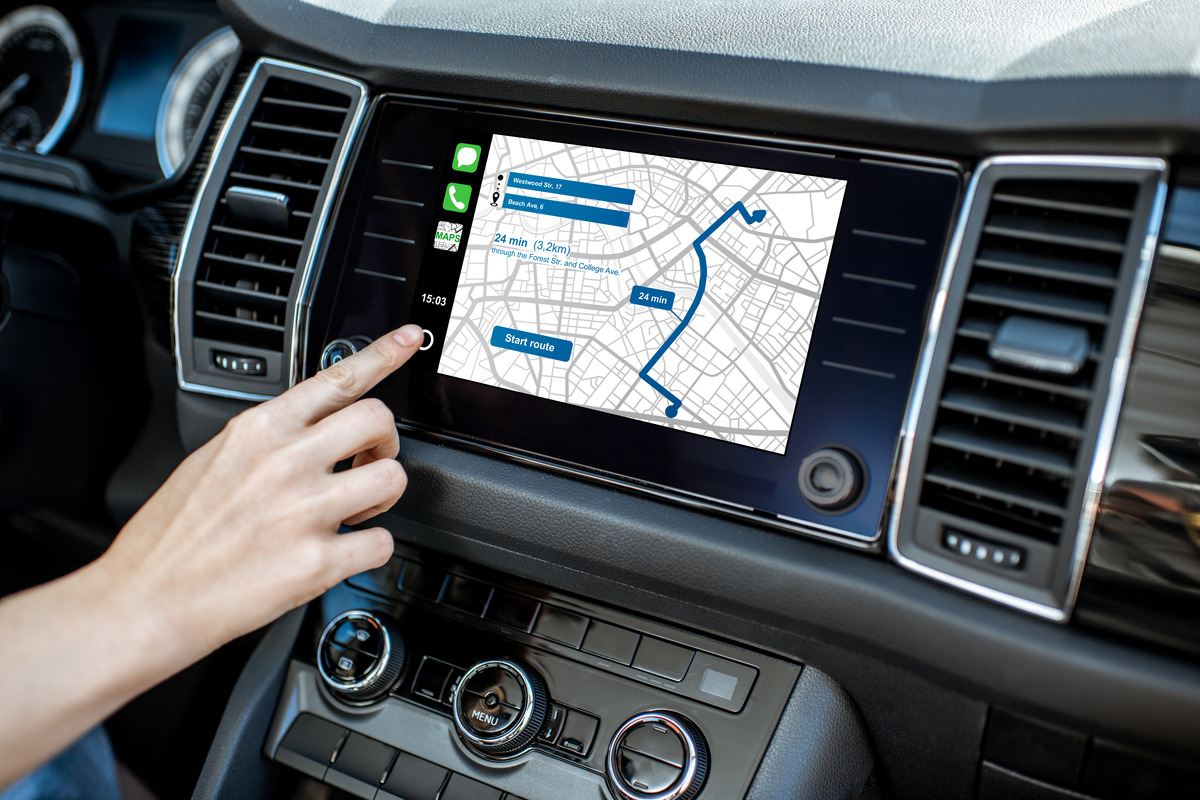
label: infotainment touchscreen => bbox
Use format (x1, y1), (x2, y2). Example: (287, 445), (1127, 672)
(438, 134), (846, 455)
(307, 99), (960, 545)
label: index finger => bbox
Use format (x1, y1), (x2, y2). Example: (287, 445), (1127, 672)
(268, 324), (424, 425)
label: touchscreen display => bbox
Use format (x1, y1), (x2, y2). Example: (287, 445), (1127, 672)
(436, 135), (847, 455)
(310, 99), (960, 543)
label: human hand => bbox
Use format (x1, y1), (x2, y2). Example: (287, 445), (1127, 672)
(96, 324), (423, 673)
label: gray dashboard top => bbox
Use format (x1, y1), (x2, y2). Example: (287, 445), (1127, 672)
(298, 0), (1200, 82)
(221, 0), (1200, 157)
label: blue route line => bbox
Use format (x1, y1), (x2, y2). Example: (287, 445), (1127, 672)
(638, 202), (766, 418)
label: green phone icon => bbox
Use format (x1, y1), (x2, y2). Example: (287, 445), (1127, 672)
(452, 143), (482, 172)
(443, 183), (473, 213)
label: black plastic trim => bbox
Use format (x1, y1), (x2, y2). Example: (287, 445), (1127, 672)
(191, 608), (304, 800)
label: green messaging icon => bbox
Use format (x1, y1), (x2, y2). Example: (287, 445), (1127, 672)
(452, 143), (481, 173)
(443, 183), (472, 212)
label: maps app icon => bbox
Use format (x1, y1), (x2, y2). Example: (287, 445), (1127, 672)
(434, 220), (464, 252)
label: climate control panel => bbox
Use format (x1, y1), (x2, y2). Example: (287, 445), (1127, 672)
(264, 544), (801, 799)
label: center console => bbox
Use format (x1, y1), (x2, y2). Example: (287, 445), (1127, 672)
(260, 543), (831, 800)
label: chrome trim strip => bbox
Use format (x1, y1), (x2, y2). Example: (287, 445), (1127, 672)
(286, 61), (369, 390)
(886, 154), (1169, 622)
(1066, 171), (1168, 617)
(172, 58), (368, 404)
(172, 58), (263, 402)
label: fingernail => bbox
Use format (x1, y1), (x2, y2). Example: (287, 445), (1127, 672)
(393, 325), (423, 348)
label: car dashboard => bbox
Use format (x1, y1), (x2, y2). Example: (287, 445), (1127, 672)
(1, 1), (1200, 799)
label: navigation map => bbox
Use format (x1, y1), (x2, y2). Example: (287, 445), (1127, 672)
(436, 134), (847, 454)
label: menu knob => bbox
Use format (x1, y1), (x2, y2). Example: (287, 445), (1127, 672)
(451, 659), (549, 759)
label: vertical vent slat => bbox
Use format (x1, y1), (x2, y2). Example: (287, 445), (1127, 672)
(192, 74), (353, 354)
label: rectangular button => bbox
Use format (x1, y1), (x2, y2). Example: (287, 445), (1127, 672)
(532, 606), (588, 648)
(557, 710), (598, 757)
(680, 651), (758, 712)
(539, 703), (568, 743)
(508, 172), (636, 205)
(985, 708), (1086, 787)
(441, 773), (503, 800)
(581, 621), (640, 665)
(632, 637), (694, 681)
(397, 561), (446, 601)
(275, 714), (346, 780)
(490, 325), (574, 362)
(346, 555), (404, 598)
(484, 591), (539, 632)
(411, 657), (455, 703)
(379, 752), (448, 800)
(443, 575), (492, 616)
(441, 667), (466, 705)
(327, 733), (396, 796)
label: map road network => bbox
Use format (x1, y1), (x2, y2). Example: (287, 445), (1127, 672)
(437, 134), (847, 455)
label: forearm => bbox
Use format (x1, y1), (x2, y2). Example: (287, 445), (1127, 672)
(0, 325), (421, 790)
(0, 557), (181, 789)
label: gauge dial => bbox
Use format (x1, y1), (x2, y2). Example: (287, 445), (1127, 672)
(0, 5), (83, 154)
(156, 27), (238, 177)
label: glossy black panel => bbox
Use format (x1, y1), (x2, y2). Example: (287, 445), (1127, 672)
(1078, 185), (1200, 655)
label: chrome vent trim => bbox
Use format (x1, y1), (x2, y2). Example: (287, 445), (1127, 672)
(889, 156), (1168, 621)
(172, 59), (368, 401)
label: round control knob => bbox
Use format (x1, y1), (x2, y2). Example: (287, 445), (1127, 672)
(316, 610), (405, 702)
(607, 712), (709, 800)
(798, 447), (865, 511)
(320, 337), (372, 369)
(451, 659), (549, 759)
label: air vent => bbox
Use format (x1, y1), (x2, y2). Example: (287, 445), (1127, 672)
(174, 60), (365, 398)
(892, 158), (1165, 619)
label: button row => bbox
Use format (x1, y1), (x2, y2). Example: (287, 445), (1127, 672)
(942, 530), (1025, 570)
(213, 351), (267, 376)
(276, 714), (528, 800)
(346, 557), (758, 712)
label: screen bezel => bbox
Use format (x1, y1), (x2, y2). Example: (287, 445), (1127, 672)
(306, 96), (963, 545)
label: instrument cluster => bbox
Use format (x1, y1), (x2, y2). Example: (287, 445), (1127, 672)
(0, 1), (235, 189)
